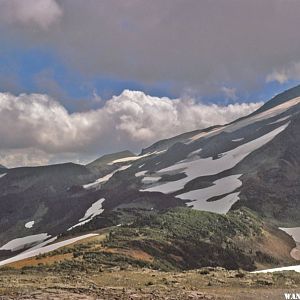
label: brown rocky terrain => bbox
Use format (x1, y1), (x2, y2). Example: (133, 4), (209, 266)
(0, 267), (300, 299)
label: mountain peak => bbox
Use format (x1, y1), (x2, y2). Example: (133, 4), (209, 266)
(87, 150), (135, 169)
(255, 84), (300, 115)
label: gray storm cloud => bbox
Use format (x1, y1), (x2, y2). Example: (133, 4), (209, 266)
(0, 0), (62, 29)
(1, 0), (300, 94)
(0, 91), (261, 167)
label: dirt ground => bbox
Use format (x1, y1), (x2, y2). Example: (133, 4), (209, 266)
(0, 267), (299, 299)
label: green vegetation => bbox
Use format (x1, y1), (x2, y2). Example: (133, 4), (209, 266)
(27, 207), (294, 274)
(104, 207), (264, 271)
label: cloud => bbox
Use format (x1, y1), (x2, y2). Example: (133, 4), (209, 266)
(0, 148), (52, 168)
(266, 62), (300, 84)
(221, 87), (238, 101)
(0, 0), (63, 29)
(0, 90), (262, 167)
(1, 0), (300, 95)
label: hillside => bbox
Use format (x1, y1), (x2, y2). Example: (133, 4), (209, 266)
(0, 210), (298, 299)
(86, 150), (135, 174)
(1, 85), (300, 274)
(0, 208), (295, 272)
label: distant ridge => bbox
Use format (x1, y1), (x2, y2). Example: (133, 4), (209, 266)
(251, 84), (300, 116)
(86, 150), (135, 169)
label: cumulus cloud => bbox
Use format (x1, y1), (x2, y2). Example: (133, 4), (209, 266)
(0, 91), (262, 167)
(0, 0), (62, 29)
(266, 62), (300, 84)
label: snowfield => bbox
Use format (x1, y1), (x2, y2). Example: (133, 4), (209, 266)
(177, 174), (242, 213)
(143, 122), (289, 195)
(0, 234), (98, 267)
(0, 233), (51, 252)
(254, 265), (300, 273)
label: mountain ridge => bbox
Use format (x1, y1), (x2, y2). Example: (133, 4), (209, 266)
(1, 84), (300, 273)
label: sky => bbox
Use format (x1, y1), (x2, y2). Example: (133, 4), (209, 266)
(0, 0), (300, 167)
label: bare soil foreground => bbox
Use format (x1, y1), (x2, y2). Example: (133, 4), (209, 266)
(0, 267), (300, 299)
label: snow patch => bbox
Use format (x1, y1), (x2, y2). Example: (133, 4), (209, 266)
(253, 265), (300, 273)
(25, 221), (35, 229)
(0, 233), (51, 252)
(141, 176), (161, 184)
(0, 234), (98, 267)
(190, 192), (241, 214)
(83, 165), (131, 189)
(232, 138), (244, 142)
(23, 236), (58, 253)
(135, 170), (148, 177)
(187, 127), (224, 144)
(68, 198), (105, 231)
(187, 149), (202, 157)
(143, 123), (289, 194)
(177, 174), (242, 214)
(0, 173), (7, 179)
(268, 115), (291, 125)
(108, 150), (166, 165)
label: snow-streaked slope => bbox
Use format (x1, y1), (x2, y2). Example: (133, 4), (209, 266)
(109, 150), (167, 163)
(187, 127), (224, 144)
(143, 122), (289, 194)
(224, 97), (300, 133)
(177, 174), (242, 213)
(68, 198), (105, 231)
(0, 234), (98, 267)
(0, 173), (6, 179)
(268, 115), (291, 125)
(0, 233), (51, 251)
(83, 165), (131, 189)
(186, 97), (299, 144)
(108, 155), (139, 164)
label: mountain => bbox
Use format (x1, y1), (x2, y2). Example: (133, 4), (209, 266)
(0, 164), (6, 170)
(86, 150), (135, 173)
(1, 85), (300, 271)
